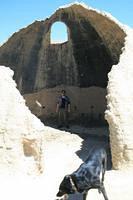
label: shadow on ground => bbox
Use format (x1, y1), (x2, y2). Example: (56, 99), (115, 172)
(75, 133), (112, 170)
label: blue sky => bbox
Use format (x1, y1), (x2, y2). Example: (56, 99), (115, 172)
(0, 0), (132, 45)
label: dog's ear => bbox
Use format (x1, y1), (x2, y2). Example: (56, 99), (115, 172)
(64, 175), (71, 182)
(63, 175), (71, 185)
(65, 175), (71, 179)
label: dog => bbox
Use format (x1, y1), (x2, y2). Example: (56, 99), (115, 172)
(56, 148), (109, 200)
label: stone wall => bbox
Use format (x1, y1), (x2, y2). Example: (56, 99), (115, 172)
(0, 66), (45, 175)
(24, 86), (107, 125)
(105, 27), (133, 169)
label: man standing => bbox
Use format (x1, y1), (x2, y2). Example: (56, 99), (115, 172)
(56, 90), (70, 129)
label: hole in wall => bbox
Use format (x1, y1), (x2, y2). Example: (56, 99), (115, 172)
(50, 21), (68, 44)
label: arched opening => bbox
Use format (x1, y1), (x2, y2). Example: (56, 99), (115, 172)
(50, 22), (68, 44)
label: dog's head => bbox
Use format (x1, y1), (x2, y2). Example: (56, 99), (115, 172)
(56, 175), (76, 197)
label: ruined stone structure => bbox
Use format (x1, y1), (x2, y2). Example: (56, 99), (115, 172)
(0, 4), (125, 93)
(0, 3), (133, 170)
(0, 4), (125, 124)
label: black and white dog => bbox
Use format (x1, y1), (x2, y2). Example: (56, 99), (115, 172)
(56, 148), (109, 200)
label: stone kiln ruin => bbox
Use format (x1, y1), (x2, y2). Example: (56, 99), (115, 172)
(0, 3), (133, 169)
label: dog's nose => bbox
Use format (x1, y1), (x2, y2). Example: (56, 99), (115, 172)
(56, 191), (63, 197)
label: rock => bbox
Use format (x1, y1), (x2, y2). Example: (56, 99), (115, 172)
(0, 66), (45, 175)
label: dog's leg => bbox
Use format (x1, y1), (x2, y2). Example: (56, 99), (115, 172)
(83, 191), (88, 200)
(102, 156), (107, 182)
(99, 184), (109, 200)
(102, 167), (105, 182)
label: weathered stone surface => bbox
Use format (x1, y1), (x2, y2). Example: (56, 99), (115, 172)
(0, 66), (45, 175)
(0, 4), (126, 94)
(24, 86), (107, 126)
(105, 27), (133, 169)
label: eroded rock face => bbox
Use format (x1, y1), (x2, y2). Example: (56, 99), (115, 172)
(0, 4), (126, 94)
(105, 27), (133, 169)
(0, 66), (44, 175)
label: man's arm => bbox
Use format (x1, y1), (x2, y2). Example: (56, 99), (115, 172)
(67, 96), (71, 112)
(56, 103), (59, 113)
(68, 103), (71, 112)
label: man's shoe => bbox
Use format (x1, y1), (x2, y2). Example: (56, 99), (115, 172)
(57, 125), (62, 129)
(66, 125), (70, 129)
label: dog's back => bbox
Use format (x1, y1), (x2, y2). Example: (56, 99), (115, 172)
(85, 148), (107, 169)
(72, 148), (107, 191)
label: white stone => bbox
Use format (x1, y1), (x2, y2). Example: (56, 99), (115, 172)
(0, 66), (45, 175)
